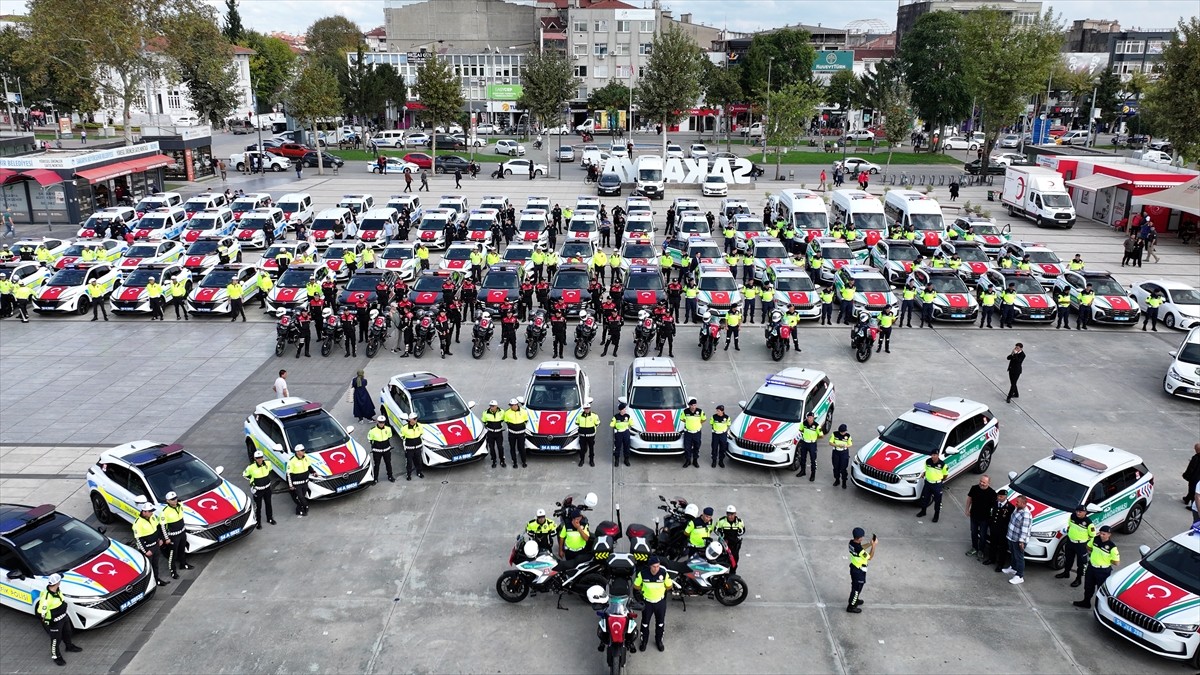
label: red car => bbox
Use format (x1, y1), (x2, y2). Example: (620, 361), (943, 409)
(267, 143), (311, 159)
(403, 153), (433, 169)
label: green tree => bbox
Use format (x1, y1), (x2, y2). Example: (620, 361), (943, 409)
(305, 16), (363, 109)
(1092, 69), (1124, 132)
(240, 31), (297, 113)
(0, 24), (98, 119)
(372, 63), (408, 125)
(1142, 17), (1200, 162)
(285, 62), (341, 173)
(859, 58), (904, 112)
(164, 5), (241, 126)
(763, 81), (822, 179)
(344, 45), (385, 124)
(520, 48), (577, 168)
(702, 60), (743, 151)
(588, 80), (631, 115)
(824, 69), (861, 128)
(878, 83), (914, 175)
(222, 0), (243, 44)
(740, 28), (817, 103)
(635, 23), (706, 157)
(1121, 71), (1152, 135)
(899, 11), (972, 152)
(412, 54), (464, 167)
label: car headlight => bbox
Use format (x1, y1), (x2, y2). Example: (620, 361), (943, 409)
(1097, 582), (1111, 597)
(902, 473), (920, 484)
(1169, 366), (1183, 379)
(774, 442), (792, 452)
(1164, 622), (1200, 632)
(1031, 530), (1057, 539)
(1093, 308), (1108, 317)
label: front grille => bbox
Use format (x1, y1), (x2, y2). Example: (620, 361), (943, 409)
(639, 431), (681, 442)
(1105, 309), (1139, 320)
(195, 509), (253, 542)
(112, 301), (143, 310)
(92, 572), (153, 613)
(733, 436), (773, 454)
(1106, 597), (1165, 633)
(313, 465), (370, 492)
(528, 432), (577, 445)
(706, 302), (734, 312)
(860, 464), (900, 484)
(433, 436), (486, 461)
(1054, 213), (1071, 220)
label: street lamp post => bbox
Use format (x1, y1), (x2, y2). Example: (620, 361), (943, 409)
(763, 56), (773, 164)
(1085, 83), (1098, 148)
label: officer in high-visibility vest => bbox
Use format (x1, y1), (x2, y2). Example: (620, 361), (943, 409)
(915, 451), (950, 521)
(243, 449), (275, 527)
(714, 505), (745, 560)
(576, 398), (600, 467)
(722, 224), (736, 254)
(876, 307), (894, 353)
(684, 507), (714, 555)
(1143, 289), (1164, 332)
(525, 508), (556, 550)
(482, 400), (506, 468)
(1057, 504), (1095, 587)
(819, 285), (835, 325)
(634, 556), (674, 653)
(0, 273), (13, 318)
(1068, 254), (1085, 271)
(741, 282), (758, 323)
(256, 270), (273, 308)
(978, 286), (996, 328)
(710, 404), (731, 467)
(723, 306), (742, 350)
(287, 446), (314, 516)
(161, 491), (192, 579)
(559, 509), (591, 562)
(784, 304), (801, 352)
(796, 412), (824, 480)
(146, 278), (164, 320)
(900, 281), (917, 328)
(132, 501), (169, 584)
(683, 279), (699, 322)
(1054, 288), (1072, 329)
(829, 424), (853, 488)
(36, 574), (82, 666)
(837, 280), (855, 324)
(847, 527), (878, 614)
(919, 285), (936, 327)
(400, 413), (425, 480)
(87, 278), (108, 321)
(368, 415), (395, 483)
(12, 281), (32, 322)
(227, 278), (246, 322)
(504, 398), (529, 469)
(760, 283), (777, 324)
(1076, 284), (1094, 330)
(591, 248), (608, 285)
(1073, 526), (1119, 608)
(611, 401), (632, 467)
(170, 276), (189, 320)
(680, 397), (706, 469)
(1001, 285), (1018, 328)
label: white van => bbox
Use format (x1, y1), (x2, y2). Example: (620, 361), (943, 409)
(773, 189), (829, 243)
(635, 155), (665, 200)
(883, 190), (946, 253)
(829, 189), (887, 244)
(372, 130), (406, 148)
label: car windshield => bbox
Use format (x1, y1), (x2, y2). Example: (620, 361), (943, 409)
(1169, 289), (1200, 304)
(877, 419), (946, 456)
(928, 274), (969, 293)
(278, 268), (314, 287)
(911, 214), (943, 231)
(438, 203), (463, 215)
(200, 270), (237, 288)
(600, 175), (620, 185)
(444, 248), (472, 260)
(526, 379), (582, 410)
(569, 220), (595, 232)
(1026, 250), (1060, 263)
(699, 275), (737, 291)
(623, 244), (655, 259)
(626, 219), (652, 232)
(754, 245), (788, 259)
(887, 245), (919, 261)
(744, 392), (805, 422)
(691, 246), (721, 259)
(774, 276), (814, 291)
(970, 223), (1002, 235)
(413, 276), (445, 291)
(312, 219), (340, 231)
(360, 219), (388, 231)
(143, 454), (223, 502)
(505, 249), (533, 262)
(47, 269), (87, 285)
(240, 216), (271, 229)
(1007, 276), (1045, 294)
(518, 219), (542, 232)
(1042, 193), (1072, 208)
(1086, 278), (1125, 295)
(1010, 465), (1088, 513)
(410, 387), (470, 423)
(381, 247), (412, 260)
(139, 216), (169, 229)
(704, 175), (722, 184)
(1141, 540), (1200, 596)
(184, 202), (208, 213)
(184, 216), (218, 231)
(278, 202), (303, 215)
(125, 245), (160, 258)
(121, 269), (159, 287)
(853, 276), (890, 292)
(627, 272), (664, 291)
(853, 213), (886, 230)
(627, 203), (650, 213)
(792, 212), (827, 230)
(680, 220), (709, 234)
(552, 270), (590, 289)
(956, 247), (989, 262)
(231, 201), (257, 213)
(346, 275), (382, 290)
(629, 385), (684, 409)
(135, 200), (164, 212)
(736, 220), (760, 232)
(467, 218), (492, 230)
(83, 215), (119, 228)
(281, 410), (349, 452)
(418, 218), (446, 231)
(484, 271), (519, 289)
(822, 246), (853, 260)
(11, 514), (110, 575)
(639, 169), (663, 181)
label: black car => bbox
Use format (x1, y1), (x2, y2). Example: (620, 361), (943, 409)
(337, 269), (398, 307)
(427, 136), (465, 150)
(597, 172), (622, 196)
(300, 151), (344, 168)
(621, 265), (666, 319)
(245, 140), (281, 151)
(963, 159), (1006, 176)
(434, 155), (472, 174)
(547, 264), (591, 318)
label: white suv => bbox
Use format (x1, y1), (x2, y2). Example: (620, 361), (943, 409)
(1165, 327), (1200, 400)
(727, 369), (835, 470)
(619, 357), (688, 454)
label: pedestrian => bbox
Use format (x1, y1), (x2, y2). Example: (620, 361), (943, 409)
(399, 413), (425, 479)
(36, 574), (82, 666)
(80, 129), (87, 144)
(404, 170), (412, 192)
(1142, 289), (1163, 331)
(635, 556), (673, 652)
(243, 450), (275, 527)
(219, 160), (227, 181)
(351, 370), (374, 422)
(419, 168), (430, 192)
(1184, 443), (1200, 509)
(273, 369), (289, 398)
(454, 167), (462, 189)
(681, 398), (705, 469)
(1072, 526), (1119, 608)
(949, 180), (960, 201)
(847, 527), (877, 613)
(915, 451), (949, 521)
(983, 489), (1015, 570)
(829, 424), (852, 488)
(611, 401), (632, 467)
(819, 169), (827, 192)
(1003, 494), (1031, 585)
(710, 405), (730, 467)
(1005, 343), (1024, 403)
(1120, 231), (1137, 267)
(367, 415), (396, 483)
(2, 206), (14, 238)
(132, 502), (170, 585)
(1057, 504), (1096, 586)
(295, 160), (303, 179)
(504, 398), (529, 469)
(161, 492), (192, 579)
(1144, 228), (1159, 263)
(965, 475), (996, 557)
(795, 412), (823, 480)
(1131, 235), (1144, 268)
(287, 446), (314, 516)
(577, 398), (599, 467)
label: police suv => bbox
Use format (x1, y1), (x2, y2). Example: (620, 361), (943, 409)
(522, 362), (592, 454)
(619, 358), (689, 454)
(728, 369), (835, 470)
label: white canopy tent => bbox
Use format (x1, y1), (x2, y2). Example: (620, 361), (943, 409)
(1132, 176), (1200, 217)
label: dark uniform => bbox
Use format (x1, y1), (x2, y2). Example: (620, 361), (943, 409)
(681, 402), (705, 468)
(985, 493), (1015, 570)
(340, 307), (358, 356)
(1074, 528), (1119, 608)
(36, 579), (81, 666)
(503, 402), (529, 468)
(600, 310), (622, 356)
(161, 496), (192, 578)
(550, 309), (567, 358)
(714, 509), (745, 561)
(829, 425), (852, 488)
(500, 313), (519, 359)
(656, 313), (676, 357)
(576, 404), (600, 466)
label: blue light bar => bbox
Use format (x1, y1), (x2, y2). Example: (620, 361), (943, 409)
(635, 366), (677, 376)
(534, 368), (576, 378)
(274, 402), (324, 418)
(0, 504), (56, 536)
(401, 376), (449, 390)
(765, 375), (811, 389)
(126, 443), (184, 467)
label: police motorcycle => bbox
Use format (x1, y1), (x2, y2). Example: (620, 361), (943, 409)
(589, 516), (654, 675)
(525, 307), (549, 359)
(696, 309), (723, 361)
(660, 535), (748, 607)
(412, 308), (436, 358)
(650, 495), (695, 561)
(319, 308), (342, 357)
(764, 309), (792, 362)
(632, 309), (657, 358)
(471, 311), (495, 359)
(568, 308), (596, 359)
(275, 308), (301, 356)
(849, 310), (877, 363)
(365, 308), (389, 358)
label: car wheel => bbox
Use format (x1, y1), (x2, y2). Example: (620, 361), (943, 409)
(869, 168), (878, 174)
(236, 163), (246, 172)
(1122, 502), (1145, 534)
(1049, 540), (1068, 570)
(1164, 312), (1176, 329)
(76, 296), (90, 316)
(973, 444), (993, 473)
(90, 492), (114, 524)
(273, 164), (285, 172)
(504, 169), (513, 176)
(535, 170), (543, 177)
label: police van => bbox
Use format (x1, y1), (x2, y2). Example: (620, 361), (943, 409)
(829, 189), (887, 248)
(619, 357), (688, 454)
(728, 369), (835, 470)
(772, 189), (829, 243)
(883, 190), (946, 254)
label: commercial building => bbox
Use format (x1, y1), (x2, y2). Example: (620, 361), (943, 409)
(383, 0), (551, 53)
(1107, 29), (1173, 81)
(565, 2), (659, 115)
(94, 46), (256, 126)
(1032, 151), (1198, 230)
(896, 0), (1044, 44)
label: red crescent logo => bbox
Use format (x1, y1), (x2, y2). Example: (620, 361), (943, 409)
(1015, 176), (1026, 200)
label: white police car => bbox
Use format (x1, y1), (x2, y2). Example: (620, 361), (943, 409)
(182, 235), (241, 274)
(85, 441), (255, 552)
(379, 372), (485, 467)
(234, 207), (287, 249)
(0, 503), (154, 629)
(243, 399), (374, 499)
(0, 261), (52, 294)
(1165, 327), (1200, 400)
(728, 369), (835, 470)
(768, 265), (820, 319)
(109, 264), (191, 314)
(851, 399), (999, 501)
(131, 206), (188, 241)
(115, 239), (184, 271)
(377, 242), (419, 280)
(33, 263), (120, 314)
(1003, 445), (1154, 566)
(186, 264), (261, 315)
(619, 358), (688, 454)
(415, 209), (454, 249)
(180, 207), (236, 243)
(523, 362), (591, 454)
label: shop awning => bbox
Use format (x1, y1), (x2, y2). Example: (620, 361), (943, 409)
(1065, 173), (1127, 191)
(18, 169), (64, 187)
(1132, 176), (1200, 217)
(125, 154), (173, 172)
(0, 168), (18, 184)
(75, 155), (170, 184)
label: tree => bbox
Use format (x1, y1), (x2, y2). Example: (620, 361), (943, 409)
(222, 0), (243, 44)
(284, 62), (340, 173)
(1092, 69), (1124, 132)
(0, 24), (99, 119)
(306, 16), (363, 110)
(899, 11), (972, 152)
(635, 23), (706, 157)
(859, 58), (904, 111)
(1142, 17), (1200, 162)
(702, 61), (743, 151)
(520, 48), (576, 169)
(878, 83), (914, 175)
(344, 45), (385, 125)
(763, 81), (822, 179)
(412, 54), (464, 168)
(588, 80), (631, 115)
(164, 5), (241, 127)
(240, 31), (297, 114)
(1121, 71), (1152, 135)
(372, 63), (408, 125)
(824, 69), (861, 127)
(740, 28), (817, 103)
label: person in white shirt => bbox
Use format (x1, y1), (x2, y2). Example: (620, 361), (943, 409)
(273, 369), (289, 398)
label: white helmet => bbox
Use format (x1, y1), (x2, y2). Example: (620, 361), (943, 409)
(481, 311), (491, 320)
(638, 309), (649, 320)
(705, 541), (724, 561)
(684, 503), (699, 518)
(369, 308), (379, 319)
(522, 540), (540, 558)
(584, 492), (598, 508)
(858, 311), (871, 323)
(322, 307), (333, 317)
(586, 585), (609, 605)
(697, 308), (711, 322)
(275, 308), (288, 318)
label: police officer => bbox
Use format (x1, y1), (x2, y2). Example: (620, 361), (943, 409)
(684, 507), (714, 555)
(819, 285), (835, 325)
(577, 398), (599, 467)
(37, 574), (82, 666)
(368, 415), (395, 482)
(1143, 289), (1164, 331)
(1055, 288), (1072, 329)
(87, 278), (108, 321)
(550, 306), (567, 358)
(133, 502), (170, 585)
(0, 273), (14, 318)
(161, 492), (192, 578)
(482, 400), (506, 468)
(847, 527), (877, 614)
(11, 281), (31, 323)
(837, 280), (855, 324)
(900, 281), (917, 327)
(666, 277), (682, 320)
(227, 278), (246, 322)
(917, 285), (935, 327)
(978, 285), (996, 328)
(600, 307), (622, 356)
(741, 281), (758, 322)
(1076, 284), (1094, 330)
(1073, 526), (1119, 608)
(146, 278), (164, 320)
(723, 306), (741, 350)
(287, 446), (314, 516)
(295, 307), (313, 358)
(876, 307), (894, 353)
(170, 275), (189, 320)
(243, 450), (275, 527)
(656, 311), (676, 357)
(1001, 284), (1018, 328)
(435, 306), (453, 358)
(400, 413), (425, 480)
(915, 451), (949, 521)
(681, 398), (706, 469)
(504, 398), (529, 468)
(525, 508), (556, 551)
(559, 510), (591, 563)
(341, 305), (358, 356)
(796, 412), (823, 480)
(634, 556), (673, 653)
(714, 505), (745, 562)
(710, 404), (731, 467)
(500, 310), (519, 359)
(611, 401), (632, 467)
(1056, 504), (1096, 586)
(829, 424), (852, 488)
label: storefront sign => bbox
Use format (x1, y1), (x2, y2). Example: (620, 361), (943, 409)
(813, 51), (853, 72)
(601, 156), (756, 184)
(0, 142), (162, 170)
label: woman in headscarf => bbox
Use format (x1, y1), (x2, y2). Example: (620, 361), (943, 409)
(352, 370), (374, 422)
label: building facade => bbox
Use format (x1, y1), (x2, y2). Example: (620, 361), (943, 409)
(383, 0), (549, 53)
(565, 3), (659, 107)
(94, 47), (256, 127)
(1107, 29), (1172, 81)
(896, 0), (1044, 44)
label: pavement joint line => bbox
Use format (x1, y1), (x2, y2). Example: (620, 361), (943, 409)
(0, 473), (76, 480)
(0, 442), (106, 448)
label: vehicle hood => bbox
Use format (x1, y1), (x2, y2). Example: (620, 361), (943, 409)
(422, 416), (483, 448)
(1107, 565), (1200, 624)
(528, 409), (580, 436)
(629, 408), (682, 434)
(180, 483), (249, 526)
(59, 542), (145, 597)
(1095, 295), (1135, 311)
(307, 441), (367, 476)
(857, 439), (927, 476)
(731, 414), (797, 445)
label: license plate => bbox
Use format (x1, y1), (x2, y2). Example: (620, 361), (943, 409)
(951, 313), (965, 319)
(541, 445), (561, 451)
(1113, 316), (1132, 321)
(119, 591), (145, 612)
(1030, 314), (1044, 319)
(218, 527), (242, 542)
(1187, 388), (1200, 395)
(648, 443), (670, 449)
(1112, 616), (1143, 638)
(863, 477), (886, 489)
(740, 450), (764, 459)
(453, 453), (473, 461)
(336, 483), (356, 493)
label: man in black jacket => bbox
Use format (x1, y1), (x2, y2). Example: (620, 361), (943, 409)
(1005, 343), (1024, 403)
(983, 489), (1015, 571)
(1183, 443), (1200, 507)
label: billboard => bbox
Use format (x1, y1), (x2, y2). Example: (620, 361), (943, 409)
(486, 84), (523, 101)
(813, 51), (853, 72)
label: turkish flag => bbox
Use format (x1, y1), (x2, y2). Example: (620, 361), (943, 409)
(362, 231), (377, 240)
(262, 259), (278, 269)
(864, 292), (886, 306)
(741, 417), (782, 443)
(1104, 296), (1132, 310)
(469, 231), (485, 240)
(1011, 495), (1050, 520)
(572, 231), (587, 238)
(832, 260), (849, 269)
(864, 231), (881, 246)
(416, 292), (438, 304)
(1040, 264), (1060, 275)
(1117, 574), (1196, 619)
(534, 411), (568, 435)
(421, 231), (436, 239)
(385, 260), (403, 268)
(56, 257), (78, 269)
(275, 288), (299, 303)
(1026, 294), (1050, 309)
(313, 230), (330, 239)
(183, 488), (240, 524)
(118, 287), (143, 301)
(184, 255), (206, 268)
(636, 290), (656, 304)
(640, 409), (676, 433)
(40, 286), (67, 300)
(523, 232), (538, 241)
(562, 289), (581, 303)
(349, 292), (367, 303)
(120, 258), (142, 268)
(710, 291), (730, 304)
(435, 421), (471, 444)
(864, 444), (916, 472)
(902, 261), (914, 272)
(924, 232), (940, 247)
(314, 445), (358, 475)
(184, 231), (201, 242)
(72, 552), (141, 592)
(238, 230), (255, 240)
(445, 260), (465, 269)
(786, 291), (808, 304)
(982, 235), (1001, 245)
(135, 229), (152, 239)
(327, 260), (343, 270)
(193, 288), (219, 302)
(486, 290), (507, 303)
(765, 258), (782, 267)
(946, 293), (969, 308)
(968, 262), (987, 274)
(79, 229), (97, 238)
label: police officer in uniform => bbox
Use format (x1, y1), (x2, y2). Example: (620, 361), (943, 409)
(37, 574), (82, 666)
(684, 507), (714, 556)
(576, 398), (599, 467)
(243, 450), (275, 527)
(710, 405), (731, 467)
(12, 280), (32, 322)
(550, 306), (567, 358)
(287, 446), (315, 516)
(133, 502), (170, 585)
(819, 285), (835, 325)
(482, 400), (506, 467)
(1001, 284), (1017, 328)
(146, 278), (164, 320)
(504, 398), (529, 468)
(1056, 504), (1096, 586)
(900, 281), (917, 327)
(1073, 526), (1119, 608)
(400, 413), (425, 480)
(600, 307), (622, 356)
(500, 310), (519, 359)
(634, 556), (673, 652)
(915, 451), (950, 521)
(714, 505), (745, 561)
(87, 278), (108, 321)
(876, 307), (894, 353)
(1076, 284), (1094, 330)
(847, 527), (877, 613)
(681, 398), (706, 468)
(1055, 288), (1072, 329)
(161, 492), (193, 578)
(1143, 290), (1164, 331)
(170, 276), (189, 320)
(796, 412), (824, 480)
(656, 311), (676, 357)
(525, 508), (556, 550)
(829, 424), (852, 488)
(984, 489), (1015, 570)
(978, 285), (996, 328)
(559, 510), (591, 564)
(919, 285), (936, 327)
(611, 401), (632, 467)
(227, 278), (246, 321)
(368, 415), (395, 482)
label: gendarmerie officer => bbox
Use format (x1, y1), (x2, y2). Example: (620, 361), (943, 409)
(243, 450), (275, 527)
(847, 527), (878, 614)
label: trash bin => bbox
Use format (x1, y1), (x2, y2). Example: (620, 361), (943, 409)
(987, 190), (995, 202)
(789, 170), (794, 181)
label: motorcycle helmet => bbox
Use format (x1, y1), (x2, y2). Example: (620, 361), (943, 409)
(584, 492), (599, 508)
(522, 540), (540, 559)
(638, 309), (649, 320)
(275, 308), (288, 318)
(369, 309), (379, 318)
(858, 311), (871, 323)
(586, 585), (608, 606)
(705, 541), (725, 561)
(684, 503), (700, 518)
(481, 312), (491, 320)
(322, 307), (333, 317)
(770, 310), (783, 322)
(697, 308), (711, 322)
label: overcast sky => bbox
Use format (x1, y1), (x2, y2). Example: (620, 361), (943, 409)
(213, 0), (1195, 37)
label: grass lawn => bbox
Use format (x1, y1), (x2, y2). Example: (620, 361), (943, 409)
(326, 148), (519, 165)
(763, 151), (965, 166)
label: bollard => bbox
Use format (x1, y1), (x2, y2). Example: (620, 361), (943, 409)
(789, 170), (794, 181)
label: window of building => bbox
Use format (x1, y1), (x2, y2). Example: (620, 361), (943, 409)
(613, 43), (630, 56)
(594, 43), (608, 56)
(640, 21), (655, 32)
(167, 90), (182, 109)
(594, 64), (609, 79)
(574, 65), (588, 77)
(577, 85), (588, 100)
(615, 64), (633, 79)
(594, 20), (608, 32)
(616, 20), (631, 33)
(573, 43), (588, 56)
(574, 21), (588, 33)
(639, 43), (653, 55)
(1013, 12), (1036, 26)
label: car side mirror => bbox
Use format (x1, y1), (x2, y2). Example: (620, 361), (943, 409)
(876, 425), (885, 434)
(272, 443), (283, 453)
(943, 446), (958, 455)
(1138, 545), (1151, 558)
(7, 570), (24, 580)
(1085, 504), (1101, 514)
(345, 425), (355, 434)
(1007, 471), (1017, 481)
(214, 466), (224, 475)
(737, 400), (747, 410)
(1169, 350), (1178, 358)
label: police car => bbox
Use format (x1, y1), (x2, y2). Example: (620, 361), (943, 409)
(133, 191), (183, 219)
(479, 264), (521, 314)
(77, 206), (138, 238)
(556, 241), (595, 269)
(233, 207), (287, 249)
(356, 208), (398, 248)
(619, 240), (658, 273)
(567, 211), (600, 245)
(976, 270), (1055, 323)
(276, 193), (314, 231)
(999, 241), (1065, 289)
(186, 264), (261, 315)
(228, 192), (273, 222)
(1164, 327), (1200, 400)
(767, 265), (820, 319)
(676, 212), (711, 239)
(0, 261), (52, 294)
(377, 242), (419, 280)
(439, 243), (480, 277)
(257, 241), (319, 278)
(727, 369), (835, 470)
(115, 239), (184, 271)
(522, 362), (592, 454)
(749, 236), (790, 282)
(936, 240), (996, 282)
(55, 239), (128, 269)
(732, 214), (765, 251)
(869, 239), (922, 285)
(479, 195), (509, 214)
(409, 270), (455, 309)
(181, 207), (236, 243)
(338, 269), (398, 307)
(806, 237), (856, 285)
(685, 237), (723, 266)
(415, 208), (454, 249)
(851, 399), (999, 501)
(719, 198), (750, 227)
(385, 195), (423, 227)
(626, 196), (652, 217)
(34, 263), (120, 314)
(1002, 445), (1153, 566)
(834, 265), (899, 316)
(132, 206), (188, 241)
(624, 212), (654, 244)
(6, 237), (69, 264)
(516, 209), (549, 246)
(621, 265), (667, 319)
(907, 267), (980, 322)
(1132, 280), (1200, 331)
(379, 373), (485, 467)
(574, 196), (601, 218)
(109, 264), (191, 314)
(324, 241), (367, 282)
(464, 209), (500, 244)
(337, 193), (375, 216)
(267, 264), (336, 310)
(949, 215), (1010, 257)
(436, 195), (469, 226)
(244, 399), (374, 499)
(619, 358), (688, 454)
(310, 207), (356, 247)
(693, 264), (741, 317)
(182, 192), (229, 219)
(1094, 523), (1200, 667)
(0, 503), (153, 630)
(181, 236), (240, 274)
(672, 197), (700, 217)
(548, 264), (592, 317)
(1052, 270), (1141, 326)
(85, 441), (256, 552)
(525, 196), (551, 213)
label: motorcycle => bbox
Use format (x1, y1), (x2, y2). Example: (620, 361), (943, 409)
(320, 309), (341, 357)
(591, 555), (639, 675)
(525, 308), (548, 359)
(574, 309), (599, 359)
(412, 309), (435, 358)
(274, 309), (300, 356)
(471, 312), (494, 359)
(650, 495), (695, 562)
(365, 309), (389, 358)
(661, 536), (748, 607)
(497, 506), (619, 607)
(633, 310), (656, 358)
(850, 312), (878, 363)
(764, 310), (791, 362)
(697, 311), (722, 361)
